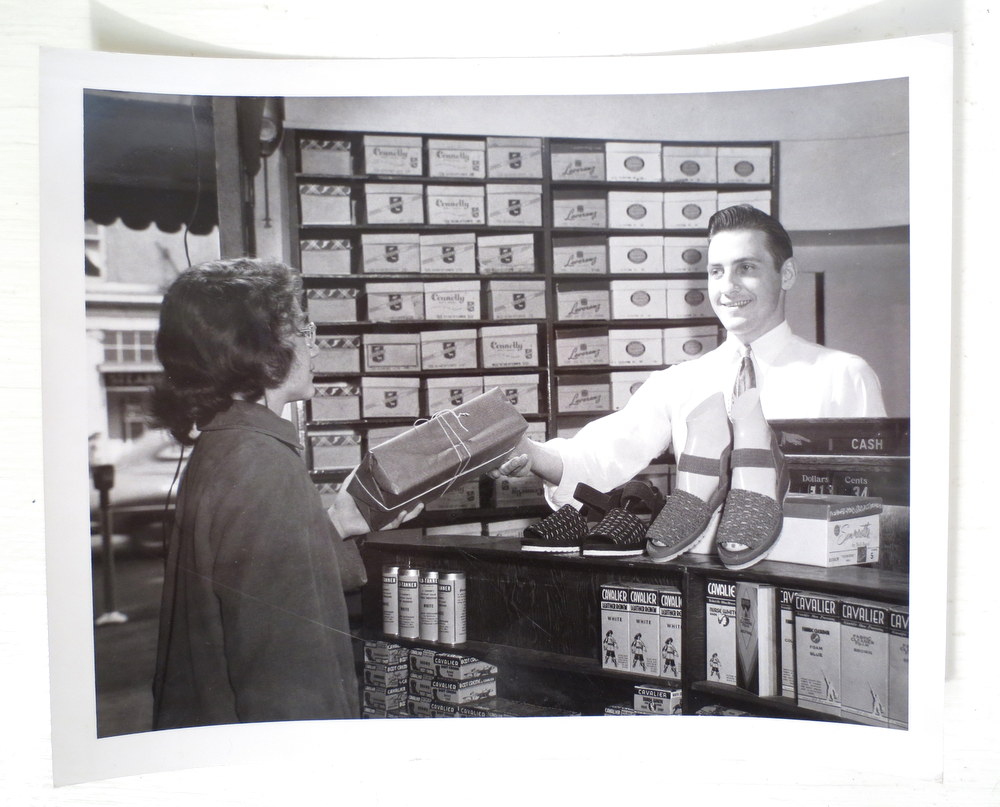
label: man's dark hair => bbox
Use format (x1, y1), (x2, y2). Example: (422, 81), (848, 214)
(707, 204), (793, 270)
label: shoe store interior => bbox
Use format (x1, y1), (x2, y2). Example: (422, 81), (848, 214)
(85, 78), (909, 736)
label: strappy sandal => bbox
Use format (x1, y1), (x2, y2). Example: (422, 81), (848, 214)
(581, 480), (665, 558)
(521, 483), (617, 553)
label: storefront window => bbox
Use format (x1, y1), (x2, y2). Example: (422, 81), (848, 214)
(102, 330), (157, 365)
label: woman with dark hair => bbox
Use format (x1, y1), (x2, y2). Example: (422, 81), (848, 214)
(151, 258), (417, 729)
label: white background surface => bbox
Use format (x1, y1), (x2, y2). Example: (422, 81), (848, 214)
(3, 1), (995, 804)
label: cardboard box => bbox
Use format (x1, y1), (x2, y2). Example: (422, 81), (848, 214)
(552, 190), (607, 229)
(656, 586), (683, 681)
(424, 376), (485, 414)
(408, 647), (437, 675)
(431, 676), (497, 704)
(365, 183), (424, 224)
(310, 382), (361, 421)
(665, 279), (713, 319)
(718, 189), (773, 216)
(363, 685), (408, 712)
(362, 376), (421, 418)
(611, 279), (669, 319)
(361, 232), (421, 273)
(634, 685), (683, 715)
(428, 138), (486, 179)
(608, 191), (664, 229)
(551, 236), (608, 274)
(555, 327), (610, 367)
(299, 183), (353, 225)
(476, 233), (536, 274)
(310, 429), (362, 470)
(840, 598), (890, 727)
(491, 375), (541, 415)
(434, 653), (499, 681)
(611, 370), (652, 410)
(778, 588), (798, 700)
(479, 324), (538, 368)
(888, 605), (909, 730)
(663, 237), (709, 274)
(423, 281), (481, 321)
(492, 474), (545, 507)
(557, 373), (611, 414)
(609, 329), (663, 367)
(300, 239), (352, 275)
(661, 145), (717, 184)
(362, 332), (421, 373)
(663, 190), (718, 229)
(366, 425), (411, 451)
(627, 584), (661, 676)
(605, 141), (663, 183)
(420, 233), (477, 274)
(426, 184), (485, 225)
(486, 136), (543, 178)
(363, 662), (410, 689)
(550, 143), (605, 181)
(365, 282), (425, 321)
(608, 236), (665, 274)
(705, 578), (738, 686)
(486, 183), (543, 227)
(556, 281), (610, 321)
(363, 134), (423, 176)
(300, 137), (353, 176)
(363, 640), (410, 666)
(769, 494), (883, 567)
(717, 146), (772, 184)
(662, 325), (719, 364)
(419, 328), (478, 371)
(794, 590), (842, 716)
(424, 478), (481, 512)
(313, 334), (361, 374)
(486, 517), (535, 538)
(487, 279), (546, 320)
(600, 583), (631, 671)
(306, 287), (359, 323)
(735, 581), (780, 697)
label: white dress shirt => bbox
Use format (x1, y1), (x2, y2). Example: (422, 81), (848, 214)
(545, 320), (886, 508)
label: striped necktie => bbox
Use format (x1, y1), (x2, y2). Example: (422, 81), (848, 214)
(733, 343), (756, 403)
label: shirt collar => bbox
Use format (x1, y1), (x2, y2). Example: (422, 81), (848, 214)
(198, 399), (303, 450)
(723, 320), (792, 365)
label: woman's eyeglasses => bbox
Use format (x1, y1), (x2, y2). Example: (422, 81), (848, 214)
(296, 321), (317, 345)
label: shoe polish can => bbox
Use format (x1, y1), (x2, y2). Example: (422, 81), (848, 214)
(419, 570), (440, 642)
(437, 572), (467, 645)
(397, 568), (421, 640)
(382, 565), (400, 636)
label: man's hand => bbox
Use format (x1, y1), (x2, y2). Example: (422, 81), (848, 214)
(488, 452), (533, 479)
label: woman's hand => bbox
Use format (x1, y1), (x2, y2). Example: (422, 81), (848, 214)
(328, 468), (424, 537)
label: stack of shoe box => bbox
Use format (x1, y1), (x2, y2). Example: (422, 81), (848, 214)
(407, 650), (499, 718)
(362, 640), (411, 718)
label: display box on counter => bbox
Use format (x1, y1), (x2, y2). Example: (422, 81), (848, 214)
(551, 236), (608, 274)
(361, 232), (421, 273)
(665, 279), (713, 319)
(424, 376), (485, 414)
(310, 382), (361, 421)
(608, 236), (665, 274)
(486, 183), (543, 227)
(661, 145), (718, 184)
(550, 142), (606, 181)
(299, 183), (353, 225)
(426, 184), (485, 225)
(363, 134), (423, 176)
(364, 183), (424, 224)
(663, 325), (719, 363)
(419, 328), (478, 371)
(609, 329), (664, 367)
(770, 494), (882, 567)
(557, 373), (611, 414)
(611, 370), (653, 410)
(362, 332), (421, 373)
(552, 190), (608, 229)
(663, 237), (709, 274)
(556, 281), (610, 321)
(365, 282), (425, 321)
(310, 429), (362, 471)
(486, 136), (543, 178)
(362, 376), (421, 419)
(717, 146), (772, 184)
(492, 474), (545, 508)
(428, 138), (485, 179)
(663, 190), (717, 229)
(718, 189), (773, 215)
(555, 327), (610, 367)
(605, 141), (663, 182)
(306, 287), (360, 323)
(476, 233), (536, 274)
(313, 334), (361, 374)
(486, 517), (535, 538)
(424, 478), (482, 512)
(300, 138), (353, 176)
(480, 324), (538, 368)
(492, 374), (541, 415)
(300, 239), (352, 275)
(419, 233), (477, 274)
(608, 191), (664, 229)
(487, 279), (546, 320)
(611, 279), (669, 319)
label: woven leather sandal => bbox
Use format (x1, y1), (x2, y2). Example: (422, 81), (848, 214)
(582, 480), (664, 558)
(521, 484), (617, 553)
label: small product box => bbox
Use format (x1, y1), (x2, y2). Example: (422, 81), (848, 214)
(662, 325), (719, 364)
(364, 640), (410, 666)
(555, 326), (610, 367)
(362, 376), (421, 418)
(306, 287), (360, 323)
(663, 190), (718, 229)
(552, 236), (608, 274)
(428, 138), (486, 179)
(608, 236), (666, 274)
(705, 578), (738, 687)
(557, 373), (611, 414)
(363, 662), (410, 689)
(407, 695), (434, 717)
(611, 370), (652, 410)
(310, 382), (361, 421)
(606, 141), (663, 183)
(313, 334), (361, 374)
(486, 183), (543, 227)
(487, 279), (546, 320)
(300, 239), (352, 275)
(717, 146), (772, 184)
(310, 429), (362, 471)
(407, 674), (435, 699)
(492, 474), (545, 507)
(663, 236), (709, 274)
(428, 700), (460, 717)
(665, 279), (713, 319)
(365, 183), (424, 224)
(611, 279), (669, 320)
(434, 653), (499, 681)
(365, 282), (425, 322)
(778, 588), (798, 700)
(426, 184), (486, 225)
(634, 685), (683, 715)
(362, 332), (421, 373)
(361, 232), (421, 274)
(661, 145), (718, 184)
(408, 646), (438, 675)
(609, 329), (663, 367)
(479, 324), (538, 368)
(486, 517), (535, 538)
(420, 233), (477, 274)
(840, 598), (890, 727)
(363, 685), (408, 712)
(431, 677), (497, 705)
(300, 137), (353, 175)
(794, 590), (842, 716)
(477, 233), (536, 274)
(423, 281), (481, 321)
(491, 374), (541, 415)
(550, 142), (606, 181)
(627, 584), (662, 676)
(608, 191), (665, 229)
(424, 376), (485, 414)
(299, 183), (353, 225)
(888, 605), (909, 730)
(424, 479), (481, 512)
(769, 494), (883, 567)
(656, 586), (683, 681)
(718, 189), (773, 215)
(486, 136), (543, 178)
(363, 134), (423, 176)
(552, 190), (608, 229)
(600, 583), (631, 671)
(419, 329), (478, 371)
(556, 281), (611, 321)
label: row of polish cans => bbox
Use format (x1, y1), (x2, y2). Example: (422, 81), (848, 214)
(383, 565), (467, 645)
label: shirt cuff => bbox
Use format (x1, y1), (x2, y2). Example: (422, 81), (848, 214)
(542, 437), (582, 511)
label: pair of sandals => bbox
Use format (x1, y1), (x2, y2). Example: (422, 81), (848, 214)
(521, 479), (664, 557)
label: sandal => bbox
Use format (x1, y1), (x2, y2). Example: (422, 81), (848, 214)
(581, 480), (664, 558)
(521, 484), (616, 553)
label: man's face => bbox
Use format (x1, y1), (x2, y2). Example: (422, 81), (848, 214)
(707, 228), (790, 344)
